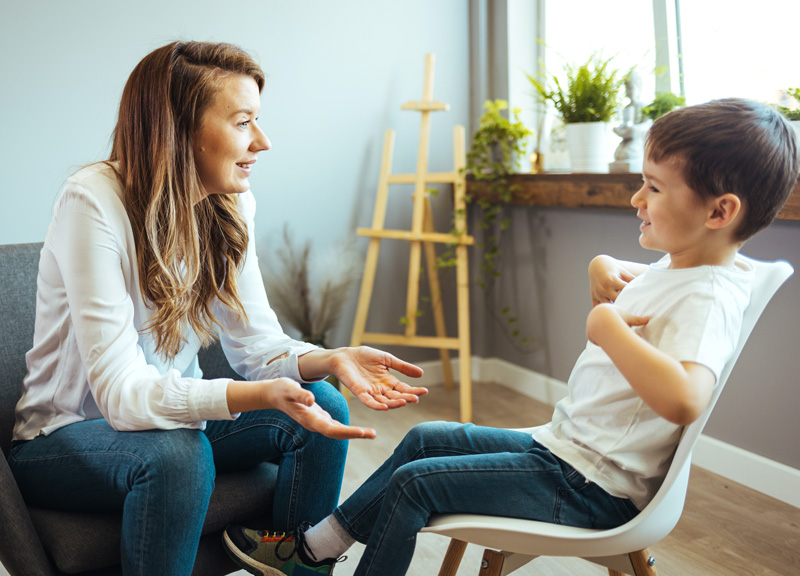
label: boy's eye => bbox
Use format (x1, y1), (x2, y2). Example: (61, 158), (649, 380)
(239, 120), (250, 128)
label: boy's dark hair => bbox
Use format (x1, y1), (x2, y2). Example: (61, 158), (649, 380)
(646, 98), (799, 241)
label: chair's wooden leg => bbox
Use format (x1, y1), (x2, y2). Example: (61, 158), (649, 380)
(608, 570), (626, 576)
(438, 539), (468, 576)
(478, 549), (504, 576)
(629, 548), (658, 575)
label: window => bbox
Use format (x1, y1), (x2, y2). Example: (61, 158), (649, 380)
(541, 0), (800, 107)
(678, 0), (800, 106)
(543, 1), (657, 105)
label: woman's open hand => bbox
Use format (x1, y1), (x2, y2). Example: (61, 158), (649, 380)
(227, 378), (377, 440)
(327, 346), (426, 410)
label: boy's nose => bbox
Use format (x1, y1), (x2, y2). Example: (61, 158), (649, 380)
(630, 187), (643, 208)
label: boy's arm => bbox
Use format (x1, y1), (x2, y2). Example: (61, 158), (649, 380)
(588, 255), (650, 306)
(586, 303), (715, 426)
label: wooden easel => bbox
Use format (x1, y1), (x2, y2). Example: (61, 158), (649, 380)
(349, 54), (475, 423)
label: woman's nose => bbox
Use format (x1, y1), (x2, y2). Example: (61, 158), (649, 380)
(252, 124), (270, 152)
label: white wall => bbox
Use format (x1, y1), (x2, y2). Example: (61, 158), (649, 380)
(0, 0), (470, 356)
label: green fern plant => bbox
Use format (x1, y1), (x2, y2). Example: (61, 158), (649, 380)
(527, 52), (623, 123)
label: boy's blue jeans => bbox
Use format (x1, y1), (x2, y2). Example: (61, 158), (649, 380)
(334, 421), (641, 576)
(8, 380), (348, 576)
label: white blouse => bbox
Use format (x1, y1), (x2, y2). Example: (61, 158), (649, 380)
(13, 162), (318, 440)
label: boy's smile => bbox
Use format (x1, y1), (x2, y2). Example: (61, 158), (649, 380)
(632, 156), (725, 268)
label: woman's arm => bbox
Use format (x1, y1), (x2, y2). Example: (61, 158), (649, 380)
(52, 173), (232, 431)
(586, 303), (715, 425)
(588, 255), (649, 306)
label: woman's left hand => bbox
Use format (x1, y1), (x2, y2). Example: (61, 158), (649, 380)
(330, 347), (427, 410)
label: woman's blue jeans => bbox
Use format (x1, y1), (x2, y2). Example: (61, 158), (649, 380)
(333, 421), (640, 576)
(7, 380), (348, 576)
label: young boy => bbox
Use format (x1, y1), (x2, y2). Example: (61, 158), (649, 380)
(222, 98), (799, 576)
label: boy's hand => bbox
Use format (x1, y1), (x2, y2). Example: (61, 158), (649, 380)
(586, 302), (649, 346)
(588, 255), (641, 306)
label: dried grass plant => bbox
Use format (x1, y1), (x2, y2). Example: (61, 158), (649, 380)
(262, 226), (362, 349)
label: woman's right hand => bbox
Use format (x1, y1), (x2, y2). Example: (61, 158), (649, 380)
(226, 378), (377, 440)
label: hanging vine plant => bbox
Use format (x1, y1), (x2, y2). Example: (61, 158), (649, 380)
(463, 99), (531, 288)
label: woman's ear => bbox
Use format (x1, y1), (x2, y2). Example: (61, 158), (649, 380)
(706, 193), (742, 230)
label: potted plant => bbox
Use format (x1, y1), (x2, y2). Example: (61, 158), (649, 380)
(527, 52), (623, 172)
(642, 91), (686, 121)
(776, 88), (800, 141)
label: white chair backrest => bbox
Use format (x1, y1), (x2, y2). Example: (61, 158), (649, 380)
(629, 255), (793, 537)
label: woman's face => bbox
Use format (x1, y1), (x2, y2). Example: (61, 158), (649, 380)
(193, 75), (270, 201)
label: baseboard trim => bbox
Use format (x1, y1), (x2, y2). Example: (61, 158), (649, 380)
(414, 356), (800, 510)
(692, 435), (800, 509)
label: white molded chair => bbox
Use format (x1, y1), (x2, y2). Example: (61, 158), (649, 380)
(422, 255), (793, 576)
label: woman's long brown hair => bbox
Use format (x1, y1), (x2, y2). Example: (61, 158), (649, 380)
(109, 41), (265, 359)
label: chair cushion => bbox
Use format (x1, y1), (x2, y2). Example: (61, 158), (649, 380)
(29, 462), (278, 573)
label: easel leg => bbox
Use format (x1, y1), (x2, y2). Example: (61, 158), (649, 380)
(423, 197), (454, 389)
(456, 243), (472, 423)
(348, 130), (396, 401)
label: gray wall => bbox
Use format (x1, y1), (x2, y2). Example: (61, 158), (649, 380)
(473, 206), (800, 470)
(0, 0), (470, 359)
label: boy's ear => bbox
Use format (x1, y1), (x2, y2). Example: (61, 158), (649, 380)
(706, 193), (742, 230)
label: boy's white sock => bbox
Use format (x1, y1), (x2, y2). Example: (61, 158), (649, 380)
(303, 516), (355, 561)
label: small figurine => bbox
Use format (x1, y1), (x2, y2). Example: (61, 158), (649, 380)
(610, 70), (650, 173)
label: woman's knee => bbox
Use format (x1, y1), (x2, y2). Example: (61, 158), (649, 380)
(136, 429), (215, 497)
(307, 380), (349, 425)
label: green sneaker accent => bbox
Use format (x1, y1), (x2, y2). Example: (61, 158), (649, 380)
(223, 524), (337, 576)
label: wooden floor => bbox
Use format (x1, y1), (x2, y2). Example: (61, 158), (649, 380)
(237, 381), (800, 576)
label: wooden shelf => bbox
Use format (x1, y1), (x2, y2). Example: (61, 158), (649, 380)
(467, 173), (800, 222)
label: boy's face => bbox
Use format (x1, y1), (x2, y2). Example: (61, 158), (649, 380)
(632, 156), (717, 267)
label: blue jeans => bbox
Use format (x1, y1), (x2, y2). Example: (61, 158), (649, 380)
(8, 380), (348, 576)
(334, 421), (640, 576)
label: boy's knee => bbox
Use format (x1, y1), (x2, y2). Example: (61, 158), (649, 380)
(387, 460), (436, 506)
(403, 420), (463, 447)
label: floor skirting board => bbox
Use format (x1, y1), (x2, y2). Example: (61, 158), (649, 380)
(414, 356), (800, 510)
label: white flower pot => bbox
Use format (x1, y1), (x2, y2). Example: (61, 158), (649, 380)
(565, 122), (613, 173)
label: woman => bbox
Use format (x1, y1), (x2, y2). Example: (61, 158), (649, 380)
(8, 41), (425, 575)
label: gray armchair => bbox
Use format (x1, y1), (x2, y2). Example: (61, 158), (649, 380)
(0, 242), (278, 576)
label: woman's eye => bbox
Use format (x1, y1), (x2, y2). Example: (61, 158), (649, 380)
(238, 120), (250, 128)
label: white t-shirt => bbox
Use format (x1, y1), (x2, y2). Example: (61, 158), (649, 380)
(13, 162), (318, 440)
(533, 254), (753, 509)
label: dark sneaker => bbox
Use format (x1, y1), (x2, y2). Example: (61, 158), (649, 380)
(222, 523), (339, 575)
